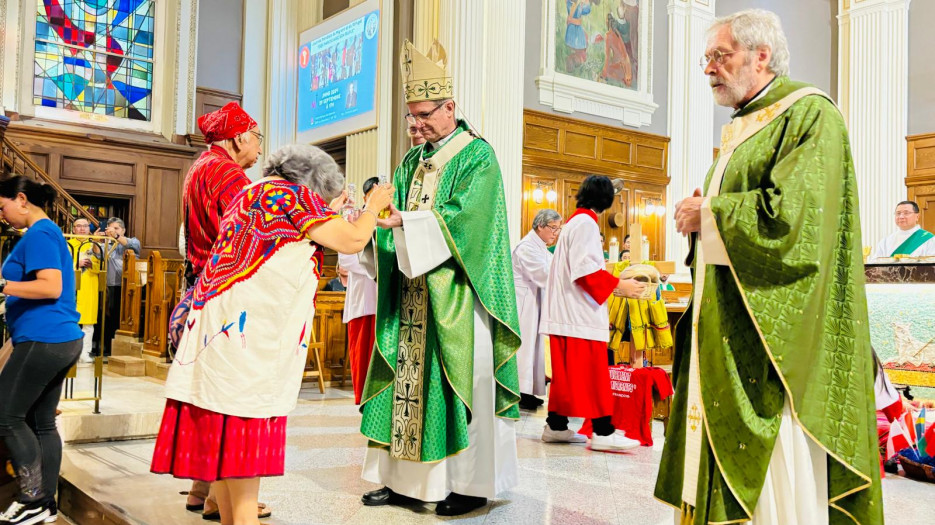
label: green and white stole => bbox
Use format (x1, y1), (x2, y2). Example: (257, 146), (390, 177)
(390, 130), (475, 461)
(890, 228), (934, 257)
(680, 87), (827, 514)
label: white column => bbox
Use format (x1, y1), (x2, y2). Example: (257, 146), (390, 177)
(265, 0), (299, 155)
(666, 0), (715, 274)
(171, 0), (199, 138)
(242, 0), (270, 180)
(0, 0), (25, 113)
(838, 0), (912, 249)
(438, 0), (525, 245)
(413, 0), (439, 50)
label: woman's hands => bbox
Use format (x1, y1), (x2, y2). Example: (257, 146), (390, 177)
(329, 190), (349, 211)
(363, 185), (394, 215)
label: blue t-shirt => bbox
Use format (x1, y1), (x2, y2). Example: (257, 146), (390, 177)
(2, 218), (82, 344)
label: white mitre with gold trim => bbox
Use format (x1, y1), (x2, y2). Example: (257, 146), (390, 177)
(400, 39), (453, 103)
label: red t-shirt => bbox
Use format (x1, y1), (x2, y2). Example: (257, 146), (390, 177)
(183, 146), (250, 278)
(579, 366), (674, 446)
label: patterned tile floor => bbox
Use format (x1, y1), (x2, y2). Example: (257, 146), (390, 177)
(61, 385), (930, 525)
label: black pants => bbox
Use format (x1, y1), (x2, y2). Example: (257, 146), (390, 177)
(104, 285), (122, 354)
(547, 412), (615, 436)
(0, 339), (82, 503)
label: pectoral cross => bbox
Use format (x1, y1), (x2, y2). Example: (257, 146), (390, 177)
(688, 404), (702, 432)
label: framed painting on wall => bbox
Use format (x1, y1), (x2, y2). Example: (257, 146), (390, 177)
(537, 0), (657, 128)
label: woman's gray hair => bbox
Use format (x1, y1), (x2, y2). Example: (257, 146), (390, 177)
(263, 144), (345, 200)
(708, 9), (790, 77)
(532, 209), (561, 230)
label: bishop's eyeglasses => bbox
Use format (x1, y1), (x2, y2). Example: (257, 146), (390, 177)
(405, 102), (445, 125)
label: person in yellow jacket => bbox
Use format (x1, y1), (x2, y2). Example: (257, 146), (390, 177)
(66, 219), (102, 363)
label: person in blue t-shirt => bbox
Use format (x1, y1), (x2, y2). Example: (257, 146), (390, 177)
(0, 176), (82, 525)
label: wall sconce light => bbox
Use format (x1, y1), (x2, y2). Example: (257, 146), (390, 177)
(531, 182), (556, 204)
(643, 199), (665, 217)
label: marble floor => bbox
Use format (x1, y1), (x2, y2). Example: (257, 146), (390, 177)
(61, 385), (931, 525)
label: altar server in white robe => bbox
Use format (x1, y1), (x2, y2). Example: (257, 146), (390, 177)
(869, 200), (935, 261)
(338, 178), (380, 404)
(512, 209), (562, 410)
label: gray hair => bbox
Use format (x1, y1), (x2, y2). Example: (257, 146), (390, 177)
(708, 9), (790, 77)
(263, 144), (344, 201)
(532, 209), (562, 230)
(106, 217), (126, 230)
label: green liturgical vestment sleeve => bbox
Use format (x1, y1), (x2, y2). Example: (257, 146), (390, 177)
(655, 78), (883, 525)
(359, 121), (521, 463)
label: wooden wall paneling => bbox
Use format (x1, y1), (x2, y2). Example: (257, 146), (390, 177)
(61, 155), (136, 187)
(907, 133), (935, 230)
(142, 167), (184, 257)
(631, 186), (666, 261)
(522, 109), (670, 259)
(522, 110), (670, 185)
(4, 125), (198, 257)
(521, 174), (561, 235)
(194, 87), (243, 127)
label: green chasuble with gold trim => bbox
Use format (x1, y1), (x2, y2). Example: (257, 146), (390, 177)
(654, 77), (883, 524)
(360, 120), (521, 463)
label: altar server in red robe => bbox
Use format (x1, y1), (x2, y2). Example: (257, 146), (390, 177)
(540, 175), (645, 452)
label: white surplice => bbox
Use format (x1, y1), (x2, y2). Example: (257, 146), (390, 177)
(360, 210), (518, 501)
(869, 225), (935, 261)
(511, 230), (551, 395)
(337, 252), (376, 323)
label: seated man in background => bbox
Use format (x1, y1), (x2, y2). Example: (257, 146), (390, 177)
(869, 200), (935, 261)
(323, 264), (349, 291)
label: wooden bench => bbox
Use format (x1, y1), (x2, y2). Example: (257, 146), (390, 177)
(116, 251), (146, 338)
(142, 251), (185, 359)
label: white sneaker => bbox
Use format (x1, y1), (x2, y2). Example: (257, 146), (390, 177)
(78, 354), (93, 364)
(541, 425), (587, 443)
(590, 432), (641, 451)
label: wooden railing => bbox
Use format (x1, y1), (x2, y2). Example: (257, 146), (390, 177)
(116, 251), (147, 338)
(0, 116), (96, 233)
(142, 251), (185, 359)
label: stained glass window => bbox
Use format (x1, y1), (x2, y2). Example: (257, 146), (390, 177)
(33, 0), (155, 121)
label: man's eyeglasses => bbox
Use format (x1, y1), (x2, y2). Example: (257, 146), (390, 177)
(251, 130), (264, 145)
(895, 211), (918, 217)
(699, 49), (739, 69)
(405, 103), (445, 125)
(546, 225), (562, 233)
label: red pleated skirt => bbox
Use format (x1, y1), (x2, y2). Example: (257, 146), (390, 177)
(150, 399), (287, 481)
(547, 335), (614, 419)
(347, 315), (376, 405)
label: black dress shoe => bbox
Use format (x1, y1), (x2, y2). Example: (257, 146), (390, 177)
(361, 487), (421, 507)
(519, 393), (540, 411)
(435, 493), (487, 516)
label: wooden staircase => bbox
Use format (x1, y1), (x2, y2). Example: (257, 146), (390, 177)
(0, 115), (98, 234)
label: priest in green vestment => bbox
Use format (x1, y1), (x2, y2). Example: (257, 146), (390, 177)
(659, 10), (883, 525)
(357, 39), (521, 517)
(868, 200), (935, 262)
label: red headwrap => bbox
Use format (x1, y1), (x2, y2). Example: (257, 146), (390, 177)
(197, 102), (258, 144)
